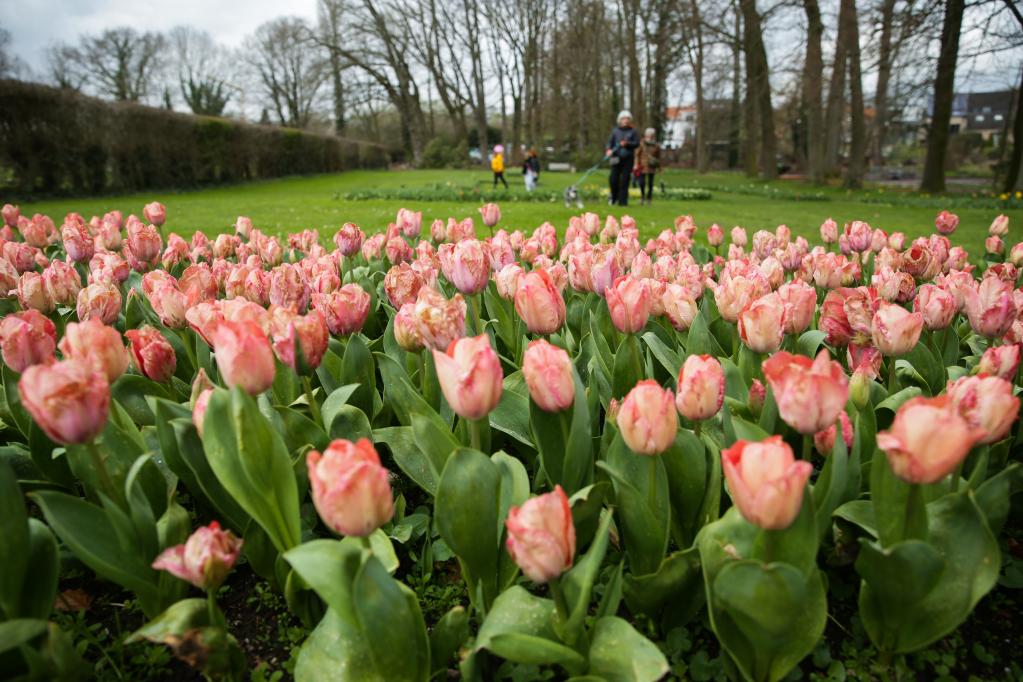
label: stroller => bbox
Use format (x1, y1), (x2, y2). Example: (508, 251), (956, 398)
(563, 153), (612, 209)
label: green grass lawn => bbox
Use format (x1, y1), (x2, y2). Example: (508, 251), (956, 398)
(16, 169), (1023, 255)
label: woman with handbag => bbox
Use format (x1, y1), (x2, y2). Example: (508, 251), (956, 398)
(605, 111), (640, 206)
(635, 128), (661, 205)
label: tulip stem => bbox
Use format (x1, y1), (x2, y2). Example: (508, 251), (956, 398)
(647, 457), (658, 506)
(951, 460), (964, 493)
(340, 255), (346, 285)
(469, 418), (482, 451)
(302, 376), (322, 426)
(206, 589), (224, 630)
(86, 440), (119, 506)
(801, 434), (813, 461)
(693, 422), (702, 439)
(548, 578), (573, 643)
(886, 357), (898, 395)
(471, 294), (483, 336)
(360, 536), (373, 553)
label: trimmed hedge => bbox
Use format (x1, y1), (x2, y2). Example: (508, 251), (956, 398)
(0, 79), (392, 197)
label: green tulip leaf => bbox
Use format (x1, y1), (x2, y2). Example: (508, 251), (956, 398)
(587, 616), (670, 682)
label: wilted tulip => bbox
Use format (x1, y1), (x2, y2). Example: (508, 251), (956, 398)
(522, 340), (574, 412)
(675, 354), (724, 422)
(976, 344), (1020, 380)
(125, 326), (176, 383)
(738, 292), (786, 353)
(211, 320), (276, 395)
(947, 375), (1019, 445)
(143, 201), (166, 227)
(313, 284), (371, 336)
(606, 276), (651, 334)
(19, 359), (110, 444)
(722, 436), (813, 530)
(0, 310), (56, 373)
(432, 335), (503, 420)
(877, 396), (982, 484)
(308, 438), (394, 537)
(964, 276), (1015, 339)
(514, 269), (566, 335)
(413, 286), (466, 351)
(76, 281), (122, 325)
(763, 350), (849, 435)
(152, 521), (242, 591)
(618, 380), (677, 455)
(871, 302), (923, 356)
(913, 284), (956, 331)
(934, 210), (958, 235)
(505, 486), (576, 583)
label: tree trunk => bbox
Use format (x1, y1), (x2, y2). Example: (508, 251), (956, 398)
(823, 2), (849, 176)
(1003, 68), (1023, 193)
(802, 0), (824, 183)
(871, 0), (896, 168)
(739, 0), (776, 179)
(729, 4), (741, 169)
(689, 0), (708, 173)
(843, 0), (866, 189)
(330, 54), (345, 135)
(920, 0), (965, 193)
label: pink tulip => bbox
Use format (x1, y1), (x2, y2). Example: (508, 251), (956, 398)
(76, 281), (122, 325)
(0, 310), (56, 373)
(505, 485), (576, 583)
(813, 410), (854, 456)
(730, 226), (747, 247)
(143, 201), (166, 227)
(396, 208), (423, 238)
(947, 375), (1019, 445)
(706, 224), (724, 247)
(313, 284), (371, 336)
(15, 272), (54, 314)
(662, 283), (698, 331)
(844, 221), (872, 252)
(125, 221), (162, 271)
(269, 308), (329, 372)
(964, 277), (1015, 339)
(307, 439), (394, 536)
(606, 276), (651, 334)
(989, 214), (1009, 237)
(748, 378), (766, 413)
(268, 264), (310, 313)
(590, 246), (620, 296)
(877, 396), (982, 484)
(976, 344), (1020, 380)
(934, 210), (958, 235)
(432, 335), (503, 420)
(514, 269), (566, 335)
(125, 326), (176, 383)
(21, 215), (51, 248)
(522, 340), (574, 412)
(61, 219), (94, 263)
(413, 286), (466, 351)
(675, 354), (724, 422)
(871, 302), (923, 356)
(211, 320), (276, 395)
(152, 521), (242, 590)
(913, 284), (956, 331)
(763, 350), (849, 435)
(820, 218), (838, 244)
(334, 222), (365, 257)
(1, 203), (19, 228)
(738, 292), (786, 353)
(479, 203), (501, 228)
(384, 263), (426, 308)
(776, 281), (816, 335)
(441, 240), (490, 295)
(618, 380), (678, 455)
(147, 283), (188, 329)
(19, 359), (110, 444)
(59, 318), (129, 383)
(234, 216), (254, 239)
(985, 235), (1005, 256)
(41, 260), (81, 307)
(495, 263), (524, 300)
(393, 302), (424, 351)
(714, 272), (769, 323)
(722, 436), (812, 530)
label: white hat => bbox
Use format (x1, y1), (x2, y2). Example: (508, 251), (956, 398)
(617, 110), (633, 124)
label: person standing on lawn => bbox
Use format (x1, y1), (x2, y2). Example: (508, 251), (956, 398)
(491, 145), (509, 189)
(523, 148), (540, 192)
(635, 128), (661, 205)
(606, 111), (640, 206)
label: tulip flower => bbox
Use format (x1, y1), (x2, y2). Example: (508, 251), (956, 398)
(59, 318), (129, 383)
(307, 438), (394, 537)
(820, 218), (838, 244)
(479, 203), (501, 228)
(152, 521), (243, 591)
(522, 340), (575, 413)
(845, 221), (872, 252)
(42, 259), (81, 307)
(148, 283), (188, 329)
(125, 326), (177, 383)
(813, 410), (853, 456)
(947, 375), (1019, 445)
(721, 436), (813, 530)
(985, 235), (1004, 256)
(211, 320), (276, 395)
(0, 310), (56, 373)
(871, 302), (923, 356)
(913, 284), (957, 331)
(19, 359), (110, 444)
(964, 277), (1015, 339)
(396, 208), (423, 238)
(384, 262), (426, 308)
(334, 223), (365, 257)
(268, 308), (329, 372)
(976, 344), (1020, 381)
(15, 272), (54, 314)
(413, 286), (466, 351)
(432, 335), (503, 421)
(675, 354), (724, 422)
(877, 396), (982, 484)
(442, 239), (490, 295)
(76, 281), (122, 325)
(268, 264), (310, 313)
(707, 224), (724, 247)
(193, 388), (213, 438)
(143, 201), (167, 227)
(514, 269), (566, 335)
(776, 281), (816, 335)
(737, 292), (786, 353)
(505, 486), (576, 583)
(763, 350), (849, 435)
(1, 203), (19, 227)
(495, 263), (524, 300)
(662, 283), (698, 332)
(618, 380), (678, 455)
(312, 284), (371, 336)
(393, 302), (424, 352)
(606, 276), (652, 334)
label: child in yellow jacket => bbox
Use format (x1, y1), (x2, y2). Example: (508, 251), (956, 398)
(491, 144), (509, 188)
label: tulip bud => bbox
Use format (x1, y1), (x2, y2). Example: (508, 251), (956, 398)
(142, 201), (167, 227)
(849, 368), (872, 409)
(211, 320), (276, 395)
(505, 485), (576, 583)
(985, 235), (1004, 256)
(307, 438), (394, 536)
(814, 411), (853, 456)
(748, 378), (766, 415)
(125, 326), (176, 383)
(432, 335), (503, 420)
(675, 354), (725, 422)
(479, 203), (501, 228)
(152, 521), (243, 591)
(0, 310), (56, 373)
(722, 436), (812, 530)
(19, 359), (110, 444)
(59, 318), (129, 383)
(617, 380), (678, 455)
(514, 270), (566, 335)
(877, 396), (983, 484)
(522, 340), (574, 412)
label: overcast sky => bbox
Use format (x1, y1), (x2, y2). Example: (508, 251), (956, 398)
(1, 0), (319, 73)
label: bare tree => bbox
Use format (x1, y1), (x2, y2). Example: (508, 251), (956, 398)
(739, 0), (777, 179)
(169, 27), (231, 116)
(56, 28), (165, 101)
(318, 0), (348, 135)
(248, 17), (327, 129)
(802, 0), (824, 182)
(920, 0), (965, 193)
(46, 45), (86, 90)
(843, 0), (867, 188)
(0, 26), (27, 79)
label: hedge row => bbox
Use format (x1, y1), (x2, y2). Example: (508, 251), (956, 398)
(0, 79), (392, 198)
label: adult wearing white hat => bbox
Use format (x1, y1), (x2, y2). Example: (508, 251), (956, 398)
(605, 110), (640, 206)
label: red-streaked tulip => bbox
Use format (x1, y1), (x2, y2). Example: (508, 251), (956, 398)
(442, 239), (490, 295)
(813, 410), (853, 456)
(721, 436), (812, 530)
(307, 438), (394, 536)
(396, 208), (423, 238)
(19, 359), (110, 444)
(947, 375), (1019, 445)
(152, 521), (242, 591)
(125, 221), (162, 271)
(334, 222), (365, 257)
(964, 276), (1015, 339)
(522, 340), (574, 412)
(59, 318), (129, 383)
(76, 281), (122, 325)
(876, 396), (982, 484)
(143, 201), (166, 227)
(15, 272), (54, 314)
(514, 269), (566, 335)
(42, 259), (81, 307)
(384, 262), (426, 309)
(313, 284), (371, 336)
(776, 281), (816, 335)
(845, 220), (872, 252)
(125, 326), (176, 383)
(62, 219), (94, 263)
(0, 310), (56, 372)
(413, 286), (466, 351)
(871, 302), (923, 356)
(211, 320), (276, 395)
(1, 203), (19, 228)
(820, 218), (838, 243)
(738, 292), (786, 353)
(606, 276), (651, 334)
(913, 284), (956, 331)
(763, 350), (849, 435)
(675, 354), (724, 421)
(707, 224), (724, 246)
(505, 485), (576, 583)
(934, 210), (958, 235)
(432, 335), (503, 420)
(976, 344), (1020, 380)
(269, 308), (329, 372)
(618, 379), (678, 455)
(268, 264), (310, 313)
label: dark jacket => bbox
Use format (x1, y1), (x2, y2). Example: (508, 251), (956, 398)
(607, 126), (640, 159)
